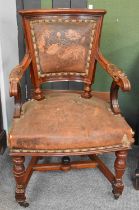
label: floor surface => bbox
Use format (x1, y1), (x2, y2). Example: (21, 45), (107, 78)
(0, 147), (139, 210)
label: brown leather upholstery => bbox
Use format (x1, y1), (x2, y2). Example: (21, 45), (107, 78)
(9, 92), (133, 151)
(30, 16), (97, 77)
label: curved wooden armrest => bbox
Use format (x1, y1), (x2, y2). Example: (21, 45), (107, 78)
(9, 53), (31, 118)
(96, 51), (131, 115)
(9, 53), (31, 97)
(96, 51), (131, 92)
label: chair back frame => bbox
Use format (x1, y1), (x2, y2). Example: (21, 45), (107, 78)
(19, 9), (106, 98)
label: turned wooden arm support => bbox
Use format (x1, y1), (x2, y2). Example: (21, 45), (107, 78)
(96, 51), (131, 114)
(9, 53), (31, 97)
(9, 53), (31, 118)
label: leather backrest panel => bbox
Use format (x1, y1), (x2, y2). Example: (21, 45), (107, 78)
(30, 16), (97, 78)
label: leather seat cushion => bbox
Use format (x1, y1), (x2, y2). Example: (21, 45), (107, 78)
(9, 92), (133, 150)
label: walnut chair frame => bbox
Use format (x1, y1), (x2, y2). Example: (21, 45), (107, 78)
(8, 9), (134, 207)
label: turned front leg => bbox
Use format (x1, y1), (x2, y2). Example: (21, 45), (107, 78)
(13, 156), (29, 207)
(112, 150), (128, 199)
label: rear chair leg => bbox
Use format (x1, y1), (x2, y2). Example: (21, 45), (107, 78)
(13, 156), (29, 207)
(133, 160), (139, 190)
(112, 150), (128, 199)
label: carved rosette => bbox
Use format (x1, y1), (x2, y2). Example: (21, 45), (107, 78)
(9, 66), (23, 97)
(107, 64), (131, 91)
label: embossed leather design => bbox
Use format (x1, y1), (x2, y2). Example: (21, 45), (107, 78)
(9, 92), (133, 150)
(30, 17), (97, 77)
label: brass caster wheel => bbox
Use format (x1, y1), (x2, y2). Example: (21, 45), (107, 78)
(19, 202), (29, 208)
(113, 194), (120, 200)
(112, 190), (120, 200)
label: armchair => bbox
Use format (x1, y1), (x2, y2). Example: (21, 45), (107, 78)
(8, 9), (134, 207)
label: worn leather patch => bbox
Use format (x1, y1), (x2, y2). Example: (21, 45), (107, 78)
(9, 92), (133, 150)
